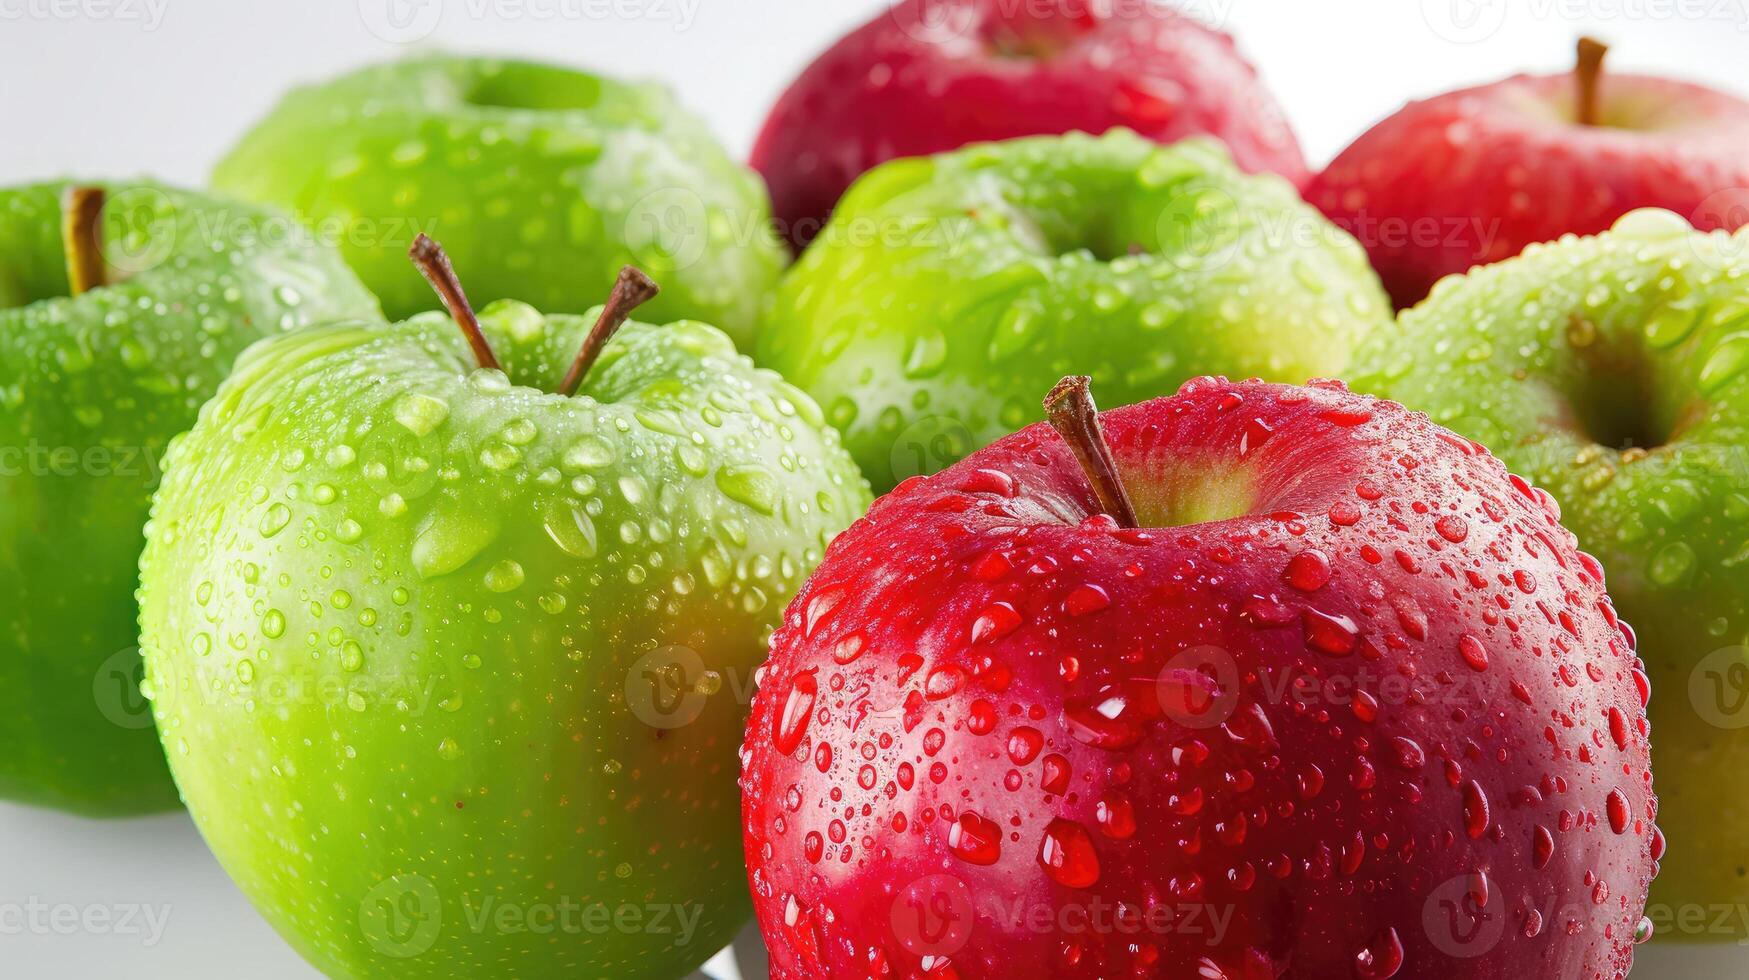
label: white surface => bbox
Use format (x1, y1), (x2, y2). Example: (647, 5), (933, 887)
(4, 1), (1749, 977)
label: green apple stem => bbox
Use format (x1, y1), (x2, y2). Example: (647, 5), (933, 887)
(1043, 375), (1138, 529)
(555, 266), (660, 397)
(62, 186), (109, 296)
(409, 233), (503, 373)
(1576, 36), (1609, 126)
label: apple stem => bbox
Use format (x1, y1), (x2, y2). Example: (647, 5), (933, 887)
(555, 266), (660, 397)
(62, 186), (108, 296)
(1043, 375), (1138, 529)
(409, 233), (503, 373)
(1576, 36), (1609, 126)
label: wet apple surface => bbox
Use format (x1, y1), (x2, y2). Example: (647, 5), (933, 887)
(1356, 210), (1749, 941)
(743, 376), (1658, 979)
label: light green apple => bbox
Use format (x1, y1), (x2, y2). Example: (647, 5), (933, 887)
(1354, 208), (1749, 941)
(212, 55), (785, 347)
(757, 128), (1392, 490)
(0, 180), (378, 815)
(136, 241), (868, 977)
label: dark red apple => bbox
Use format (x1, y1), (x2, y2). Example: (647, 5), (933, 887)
(741, 375), (1660, 979)
(1308, 38), (1749, 308)
(752, 0), (1308, 250)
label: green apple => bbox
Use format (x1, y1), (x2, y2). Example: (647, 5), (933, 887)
(1353, 208), (1749, 940)
(136, 237), (868, 977)
(757, 128), (1392, 490)
(0, 180), (378, 816)
(213, 55), (785, 348)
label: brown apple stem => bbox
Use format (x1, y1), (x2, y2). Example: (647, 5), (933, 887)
(1576, 36), (1609, 126)
(556, 266), (660, 397)
(62, 186), (109, 295)
(1043, 375), (1138, 528)
(409, 233), (502, 372)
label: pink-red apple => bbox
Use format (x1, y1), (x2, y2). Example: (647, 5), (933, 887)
(1309, 39), (1749, 308)
(752, 0), (1308, 250)
(741, 376), (1659, 979)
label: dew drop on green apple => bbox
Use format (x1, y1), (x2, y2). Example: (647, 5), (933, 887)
(259, 503), (292, 538)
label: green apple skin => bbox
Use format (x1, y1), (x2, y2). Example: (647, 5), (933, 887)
(137, 300), (869, 977)
(0, 180), (378, 816)
(212, 56), (786, 348)
(1353, 209), (1749, 940)
(757, 129), (1392, 491)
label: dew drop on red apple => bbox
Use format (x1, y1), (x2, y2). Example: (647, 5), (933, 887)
(1352, 927), (1404, 978)
(1607, 789), (1631, 834)
(1006, 726), (1043, 764)
(948, 810), (1002, 865)
(773, 670), (817, 755)
(1533, 824), (1555, 869)
(1304, 609), (1359, 656)
(1283, 549), (1332, 591)
(1457, 633), (1489, 672)
(1461, 780), (1490, 838)
(1038, 818), (1101, 888)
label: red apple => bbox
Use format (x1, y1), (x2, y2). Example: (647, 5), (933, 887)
(752, 0), (1308, 250)
(1308, 38), (1749, 308)
(741, 375), (1660, 979)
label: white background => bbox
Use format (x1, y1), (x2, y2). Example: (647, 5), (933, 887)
(3, 0), (1748, 976)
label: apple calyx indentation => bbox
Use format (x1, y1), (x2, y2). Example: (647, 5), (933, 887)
(1043, 374), (1138, 529)
(1576, 36), (1610, 127)
(556, 266), (660, 397)
(61, 185), (109, 296)
(409, 232), (504, 373)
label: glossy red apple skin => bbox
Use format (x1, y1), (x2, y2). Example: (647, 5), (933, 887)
(752, 0), (1308, 250)
(741, 377), (1658, 980)
(1308, 71), (1749, 308)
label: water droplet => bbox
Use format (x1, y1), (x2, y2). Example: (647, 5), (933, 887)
(1037, 818), (1100, 888)
(393, 393), (450, 436)
(948, 811), (1001, 865)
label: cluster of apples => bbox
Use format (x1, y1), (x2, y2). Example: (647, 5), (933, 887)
(6, 1), (1748, 979)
